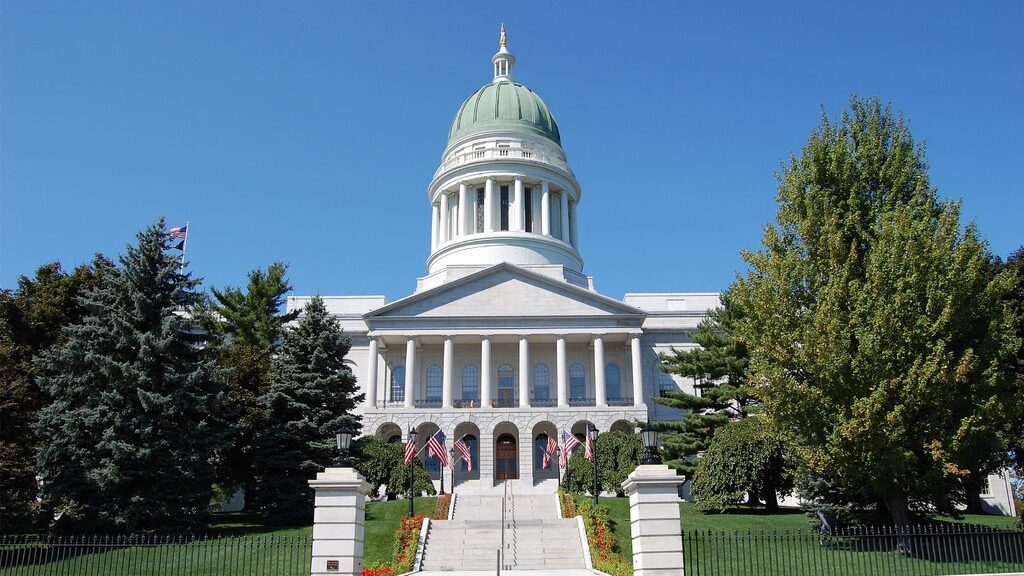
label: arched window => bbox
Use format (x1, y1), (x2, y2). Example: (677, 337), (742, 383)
(535, 434), (552, 469)
(605, 364), (621, 400)
(462, 365), (479, 401)
(534, 364), (550, 401)
(460, 434), (478, 472)
(569, 363), (586, 400)
(657, 367), (676, 397)
(426, 365), (442, 401)
(391, 367), (405, 402)
(497, 364), (515, 407)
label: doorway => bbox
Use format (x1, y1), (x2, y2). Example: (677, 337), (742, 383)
(495, 433), (518, 480)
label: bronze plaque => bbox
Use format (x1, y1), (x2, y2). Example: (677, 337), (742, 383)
(326, 560), (339, 571)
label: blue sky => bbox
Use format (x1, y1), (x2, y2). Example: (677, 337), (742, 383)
(2, 2), (1021, 302)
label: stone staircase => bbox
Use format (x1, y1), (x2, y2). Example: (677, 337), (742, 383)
(420, 483), (587, 572)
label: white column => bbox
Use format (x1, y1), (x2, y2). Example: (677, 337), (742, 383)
(556, 335), (568, 407)
(480, 336), (492, 408)
(484, 178), (495, 232)
(430, 203), (439, 250)
(622, 465), (686, 576)
(309, 467), (371, 576)
(560, 190), (570, 243)
(513, 177), (524, 232)
(518, 335), (529, 408)
(530, 185), (541, 234)
(631, 335), (644, 406)
(458, 183), (469, 237)
(569, 201), (579, 248)
(442, 336), (454, 408)
(404, 337), (416, 408)
(439, 192), (449, 244)
(452, 203), (459, 240)
(365, 338), (379, 409)
(540, 180), (551, 236)
(594, 335), (606, 407)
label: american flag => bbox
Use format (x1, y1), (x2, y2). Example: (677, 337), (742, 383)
(584, 430), (595, 461)
(454, 438), (472, 472)
(426, 430), (450, 467)
(560, 429), (581, 469)
(403, 436), (416, 464)
(542, 435), (557, 469)
(169, 225), (188, 239)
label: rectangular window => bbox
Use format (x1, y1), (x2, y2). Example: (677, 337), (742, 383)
(476, 188), (485, 233)
(524, 187), (533, 232)
(500, 186), (510, 231)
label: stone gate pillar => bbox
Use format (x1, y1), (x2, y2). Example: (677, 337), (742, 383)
(621, 465), (685, 576)
(309, 467), (372, 576)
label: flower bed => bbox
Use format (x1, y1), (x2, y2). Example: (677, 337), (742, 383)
(559, 488), (577, 518)
(575, 497), (632, 576)
(394, 514), (427, 573)
(433, 494), (451, 520)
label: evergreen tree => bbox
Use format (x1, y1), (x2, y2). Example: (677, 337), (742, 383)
(1, 258), (109, 530)
(35, 219), (227, 532)
(203, 262), (297, 508)
(731, 96), (1019, 525)
(252, 296), (363, 523)
(653, 292), (755, 476)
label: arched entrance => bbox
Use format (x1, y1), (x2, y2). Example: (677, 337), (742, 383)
(495, 433), (518, 480)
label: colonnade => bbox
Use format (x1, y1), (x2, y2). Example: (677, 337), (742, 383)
(363, 334), (645, 410)
(429, 177), (576, 249)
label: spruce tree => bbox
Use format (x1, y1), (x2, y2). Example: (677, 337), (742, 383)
(35, 219), (227, 532)
(252, 296), (363, 523)
(0, 258), (110, 530)
(653, 292), (755, 477)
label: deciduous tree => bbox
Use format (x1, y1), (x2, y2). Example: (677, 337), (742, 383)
(731, 96), (1019, 525)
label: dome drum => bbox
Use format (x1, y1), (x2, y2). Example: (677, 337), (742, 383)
(427, 233), (584, 276)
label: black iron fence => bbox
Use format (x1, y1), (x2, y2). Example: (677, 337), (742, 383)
(682, 524), (1024, 576)
(0, 534), (311, 576)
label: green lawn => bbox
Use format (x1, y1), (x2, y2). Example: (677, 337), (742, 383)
(0, 497), (436, 576)
(596, 497), (1023, 576)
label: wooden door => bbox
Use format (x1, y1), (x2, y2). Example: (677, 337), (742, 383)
(495, 434), (518, 480)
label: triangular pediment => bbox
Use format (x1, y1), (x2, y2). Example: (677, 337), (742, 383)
(366, 263), (644, 319)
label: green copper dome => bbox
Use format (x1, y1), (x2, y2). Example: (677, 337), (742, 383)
(448, 80), (561, 146)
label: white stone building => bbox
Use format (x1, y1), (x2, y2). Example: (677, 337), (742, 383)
(287, 30), (1018, 517)
(287, 30), (715, 491)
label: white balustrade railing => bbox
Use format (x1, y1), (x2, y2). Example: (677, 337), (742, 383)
(435, 146), (570, 178)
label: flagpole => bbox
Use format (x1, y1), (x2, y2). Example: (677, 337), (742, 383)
(180, 220), (190, 271)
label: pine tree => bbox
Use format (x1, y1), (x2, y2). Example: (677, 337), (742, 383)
(35, 219), (227, 532)
(731, 96), (1019, 525)
(653, 292), (755, 477)
(252, 296), (363, 523)
(203, 262), (298, 508)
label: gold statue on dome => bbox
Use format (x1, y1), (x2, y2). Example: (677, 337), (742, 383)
(500, 24), (507, 48)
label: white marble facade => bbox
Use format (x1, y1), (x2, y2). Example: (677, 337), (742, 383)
(287, 34), (720, 491)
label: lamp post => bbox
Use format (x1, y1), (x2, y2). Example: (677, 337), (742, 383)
(407, 426), (418, 518)
(588, 425), (599, 507)
(640, 422), (661, 465)
(333, 424), (353, 468)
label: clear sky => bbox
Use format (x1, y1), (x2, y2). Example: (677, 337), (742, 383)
(2, 2), (1021, 302)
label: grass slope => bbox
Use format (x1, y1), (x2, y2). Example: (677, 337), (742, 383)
(0, 497), (437, 576)
(599, 498), (1022, 576)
